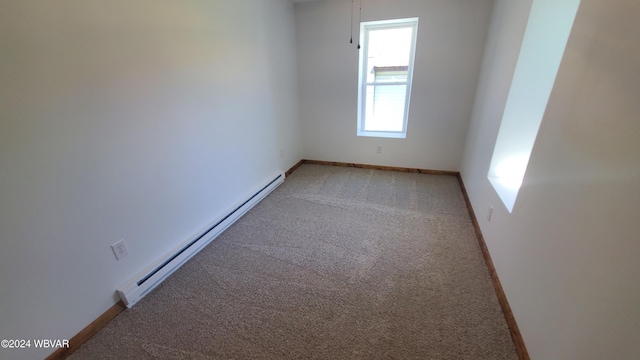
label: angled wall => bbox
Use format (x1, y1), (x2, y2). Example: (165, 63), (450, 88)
(460, 0), (640, 358)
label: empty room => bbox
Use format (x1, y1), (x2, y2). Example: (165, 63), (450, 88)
(0, 0), (638, 359)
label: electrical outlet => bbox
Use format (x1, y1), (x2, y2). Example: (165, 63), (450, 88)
(376, 145), (382, 153)
(111, 239), (129, 260)
(487, 205), (494, 222)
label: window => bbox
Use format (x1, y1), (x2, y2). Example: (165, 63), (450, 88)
(357, 18), (418, 138)
(488, 0), (580, 212)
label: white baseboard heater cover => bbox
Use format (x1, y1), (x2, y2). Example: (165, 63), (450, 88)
(117, 172), (285, 308)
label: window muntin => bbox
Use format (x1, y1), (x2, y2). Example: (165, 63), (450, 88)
(357, 18), (418, 138)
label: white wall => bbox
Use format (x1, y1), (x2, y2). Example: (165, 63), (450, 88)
(296, 0), (493, 171)
(0, 1), (301, 359)
(268, 0), (304, 170)
(461, 0), (640, 358)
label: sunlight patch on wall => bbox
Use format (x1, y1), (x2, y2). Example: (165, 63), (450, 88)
(488, 0), (581, 212)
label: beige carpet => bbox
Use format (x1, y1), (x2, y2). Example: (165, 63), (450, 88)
(69, 164), (518, 359)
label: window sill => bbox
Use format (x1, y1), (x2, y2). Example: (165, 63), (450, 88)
(357, 130), (406, 139)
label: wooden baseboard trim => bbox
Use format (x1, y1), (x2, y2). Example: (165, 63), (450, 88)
(456, 175), (530, 360)
(300, 159), (460, 176)
(285, 160), (304, 178)
(45, 301), (125, 360)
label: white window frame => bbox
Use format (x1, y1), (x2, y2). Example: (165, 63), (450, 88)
(357, 18), (419, 139)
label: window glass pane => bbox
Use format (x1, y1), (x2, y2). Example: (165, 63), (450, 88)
(372, 67), (408, 83)
(366, 27), (413, 83)
(364, 84), (407, 132)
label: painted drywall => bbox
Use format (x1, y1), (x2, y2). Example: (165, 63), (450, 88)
(461, 0), (640, 358)
(0, 1), (301, 359)
(295, 0), (493, 171)
(267, 0), (304, 171)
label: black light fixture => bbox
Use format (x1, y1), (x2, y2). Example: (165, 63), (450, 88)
(357, 0), (361, 49)
(350, 0), (354, 44)
(350, 0), (362, 49)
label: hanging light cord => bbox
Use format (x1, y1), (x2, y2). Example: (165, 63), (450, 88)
(357, 0), (362, 49)
(350, 0), (354, 44)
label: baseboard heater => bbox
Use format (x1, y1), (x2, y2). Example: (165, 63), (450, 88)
(117, 172), (285, 308)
